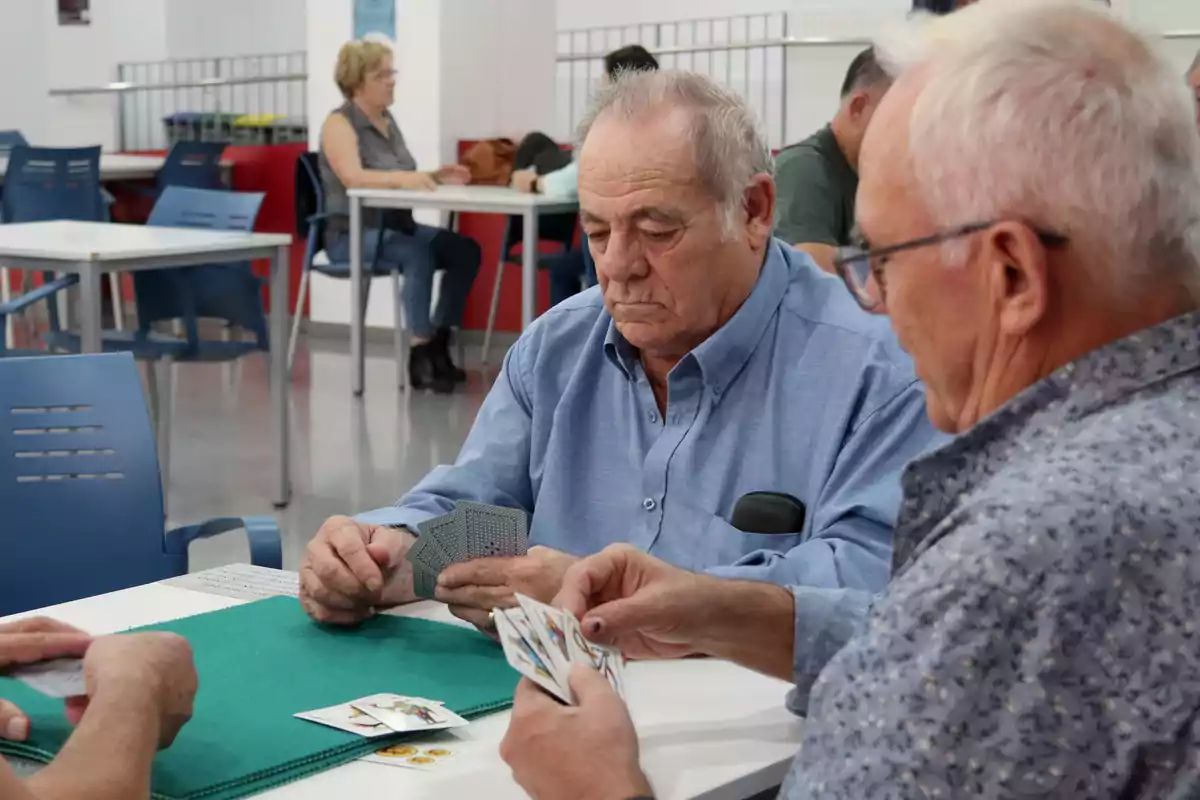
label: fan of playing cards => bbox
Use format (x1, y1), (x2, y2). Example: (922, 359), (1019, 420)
(497, 594), (626, 705)
(407, 501), (530, 599)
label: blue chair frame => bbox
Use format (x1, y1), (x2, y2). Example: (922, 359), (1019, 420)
(0, 352), (281, 616)
(0, 130), (28, 156)
(137, 141), (228, 198)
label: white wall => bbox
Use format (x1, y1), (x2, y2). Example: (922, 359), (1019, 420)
(167, 0), (306, 59)
(0, 0), (48, 142)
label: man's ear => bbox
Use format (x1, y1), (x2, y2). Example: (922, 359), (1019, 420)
(743, 174), (776, 248)
(848, 90), (871, 121)
(982, 221), (1050, 337)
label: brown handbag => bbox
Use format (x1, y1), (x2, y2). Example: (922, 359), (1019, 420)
(461, 138), (516, 186)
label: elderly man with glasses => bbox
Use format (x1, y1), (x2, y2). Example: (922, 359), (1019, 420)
(499, 2), (1200, 799)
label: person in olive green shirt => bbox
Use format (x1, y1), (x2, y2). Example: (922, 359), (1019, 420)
(774, 48), (892, 273)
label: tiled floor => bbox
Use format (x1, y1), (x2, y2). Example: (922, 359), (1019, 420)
(170, 336), (493, 572)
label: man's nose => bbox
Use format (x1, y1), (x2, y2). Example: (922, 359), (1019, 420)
(598, 231), (647, 283)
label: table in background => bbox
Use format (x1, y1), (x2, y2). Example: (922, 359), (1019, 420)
(0, 220), (292, 507)
(0, 154), (234, 183)
(2, 565), (802, 800)
(346, 186), (580, 397)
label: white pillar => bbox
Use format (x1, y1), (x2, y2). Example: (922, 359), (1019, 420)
(305, 0), (558, 329)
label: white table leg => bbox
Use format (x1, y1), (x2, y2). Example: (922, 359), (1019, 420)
(522, 210), (538, 329)
(270, 244), (292, 508)
(78, 267), (103, 353)
(349, 196), (365, 397)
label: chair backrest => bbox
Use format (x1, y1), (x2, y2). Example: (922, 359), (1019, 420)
(156, 141), (227, 191)
(0, 145), (105, 224)
(0, 352), (181, 615)
(0, 129), (28, 156)
(134, 186), (269, 349)
(295, 152), (326, 267)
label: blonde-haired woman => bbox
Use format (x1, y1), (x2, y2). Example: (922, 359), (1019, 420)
(320, 39), (480, 393)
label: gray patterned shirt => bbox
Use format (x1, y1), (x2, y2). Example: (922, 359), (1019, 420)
(783, 309), (1200, 799)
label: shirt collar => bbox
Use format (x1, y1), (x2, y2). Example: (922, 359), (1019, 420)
(891, 308), (1200, 571)
(602, 240), (792, 392)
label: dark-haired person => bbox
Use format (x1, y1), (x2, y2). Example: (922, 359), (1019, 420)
(774, 48), (892, 273)
(512, 44), (661, 306)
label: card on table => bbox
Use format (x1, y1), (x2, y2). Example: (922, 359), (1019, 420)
(8, 658), (86, 698)
(361, 737), (462, 771)
(494, 607), (572, 704)
(349, 694), (469, 734)
(293, 702), (395, 737)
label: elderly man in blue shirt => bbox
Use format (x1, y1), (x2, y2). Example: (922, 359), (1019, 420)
(298, 67), (941, 631)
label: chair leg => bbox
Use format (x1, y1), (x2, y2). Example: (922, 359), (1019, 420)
(287, 268), (311, 374)
(481, 257), (507, 368)
(391, 269), (407, 391)
(160, 358), (175, 518)
(0, 267), (10, 351)
(108, 273), (124, 331)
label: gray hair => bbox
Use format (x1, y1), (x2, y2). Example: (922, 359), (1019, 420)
(576, 70), (774, 237)
(875, 0), (1200, 300)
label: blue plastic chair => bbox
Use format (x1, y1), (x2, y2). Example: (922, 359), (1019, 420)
(0, 145), (108, 350)
(39, 187), (269, 495)
(0, 352), (281, 616)
(137, 141), (227, 198)
(288, 152), (398, 374)
(0, 130), (28, 156)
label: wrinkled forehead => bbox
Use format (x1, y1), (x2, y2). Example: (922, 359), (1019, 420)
(578, 108), (704, 188)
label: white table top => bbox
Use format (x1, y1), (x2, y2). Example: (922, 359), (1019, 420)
(1, 574), (802, 800)
(349, 185), (580, 215)
(0, 220), (290, 263)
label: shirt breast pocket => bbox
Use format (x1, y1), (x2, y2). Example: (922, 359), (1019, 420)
(700, 514), (806, 572)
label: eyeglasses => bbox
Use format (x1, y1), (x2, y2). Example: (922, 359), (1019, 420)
(368, 68), (398, 81)
(833, 220), (1069, 312)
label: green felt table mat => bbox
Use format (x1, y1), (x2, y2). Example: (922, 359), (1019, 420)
(0, 596), (519, 799)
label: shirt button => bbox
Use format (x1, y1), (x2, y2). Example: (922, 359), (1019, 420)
(642, 497), (657, 511)
(649, 411), (658, 423)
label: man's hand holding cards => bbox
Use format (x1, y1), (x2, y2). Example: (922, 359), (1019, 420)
(496, 594), (626, 705)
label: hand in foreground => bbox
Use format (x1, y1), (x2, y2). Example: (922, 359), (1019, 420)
(435, 164), (471, 186)
(501, 666), (651, 800)
(436, 546), (577, 632)
(300, 516), (415, 625)
(555, 544), (710, 660)
(510, 169), (539, 193)
(0, 618), (93, 741)
(74, 633), (198, 748)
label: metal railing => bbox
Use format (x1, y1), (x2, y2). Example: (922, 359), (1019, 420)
(49, 52), (308, 151)
(557, 13), (798, 149)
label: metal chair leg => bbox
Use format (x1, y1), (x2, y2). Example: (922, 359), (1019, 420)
(0, 267), (10, 351)
(108, 272), (124, 331)
(391, 269), (407, 391)
(287, 267), (311, 373)
(160, 358), (175, 519)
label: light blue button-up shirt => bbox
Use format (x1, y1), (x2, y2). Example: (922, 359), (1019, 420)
(360, 240), (943, 592)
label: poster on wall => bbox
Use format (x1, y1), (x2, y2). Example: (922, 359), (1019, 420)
(353, 0), (395, 41)
(57, 0), (90, 25)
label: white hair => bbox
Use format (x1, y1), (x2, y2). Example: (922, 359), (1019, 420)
(875, 0), (1200, 298)
(576, 70), (774, 238)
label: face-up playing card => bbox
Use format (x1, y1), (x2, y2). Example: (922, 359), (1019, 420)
(457, 501), (528, 559)
(361, 737), (462, 771)
(562, 612), (627, 700)
(494, 607), (572, 704)
(350, 694), (469, 734)
(8, 658), (86, 698)
(516, 594), (573, 685)
(294, 702), (395, 737)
